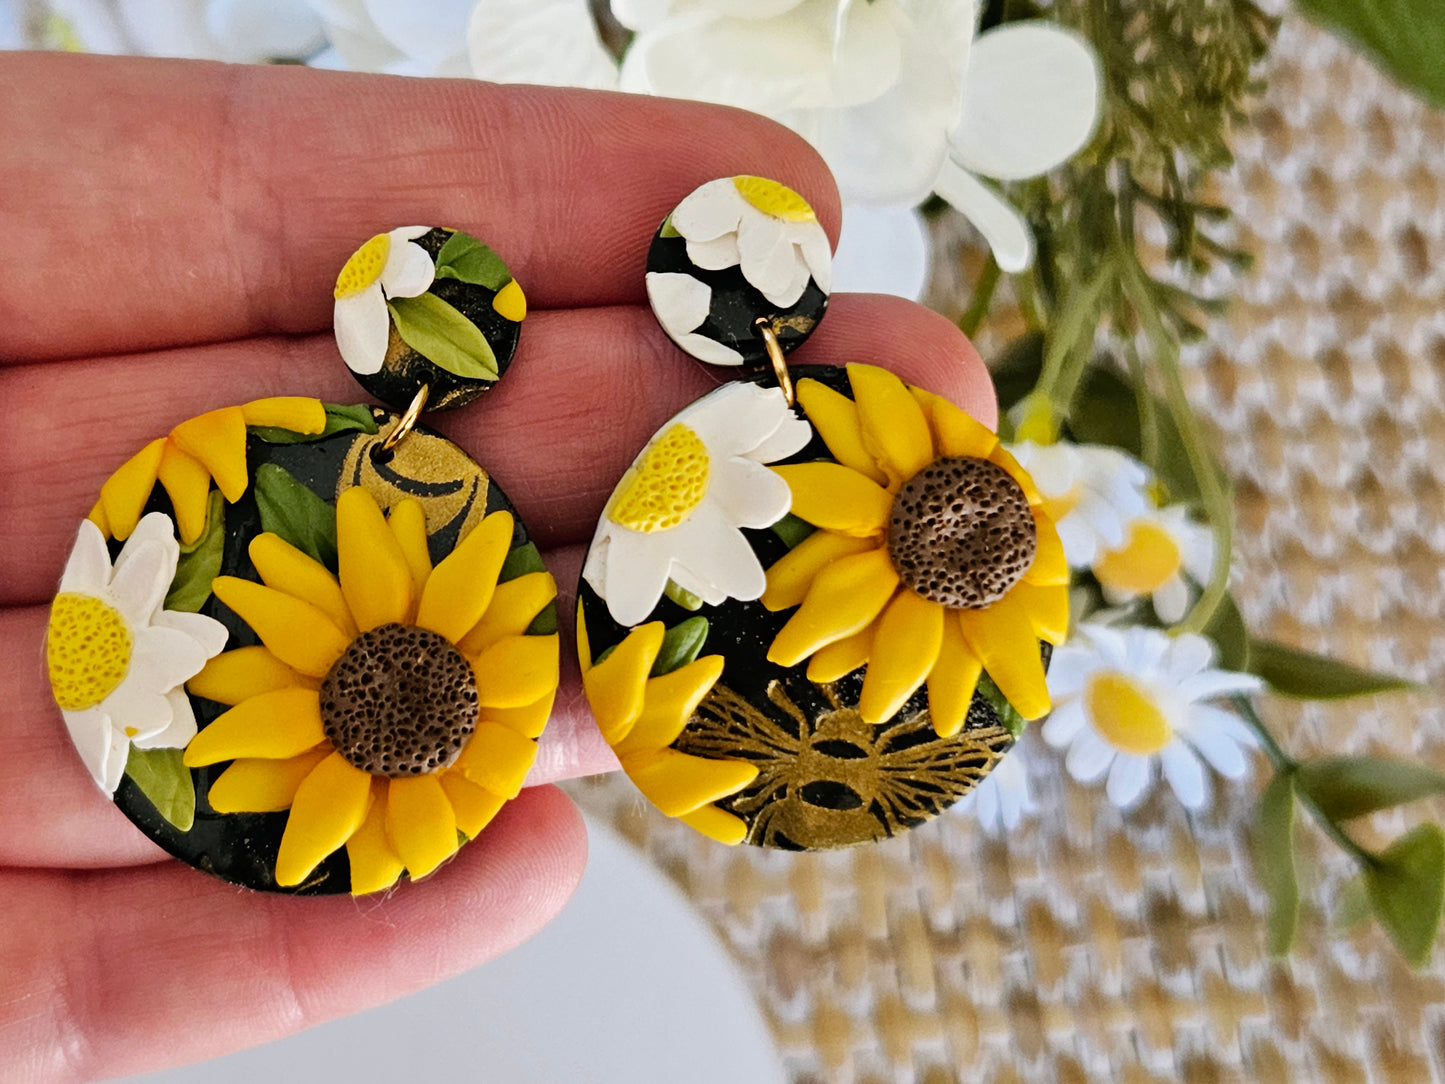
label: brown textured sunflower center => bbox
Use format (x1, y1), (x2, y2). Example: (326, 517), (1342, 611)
(887, 456), (1037, 609)
(320, 623), (478, 777)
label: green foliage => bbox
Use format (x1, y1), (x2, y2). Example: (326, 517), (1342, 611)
(498, 541), (546, 581)
(387, 293), (500, 381)
(977, 671), (1028, 739)
(769, 513), (816, 550)
(165, 490), (225, 612)
(249, 403), (378, 444)
(433, 232), (514, 290)
(1296, 0), (1445, 107)
(125, 745), (196, 832)
(1297, 756), (1445, 822)
(1248, 639), (1424, 700)
(1202, 591), (1251, 673)
(254, 463), (338, 569)
(1366, 824), (1445, 966)
(651, 617), (710, 677)
(664, 580), (705, 611)
(1251, 772), (1300, 954)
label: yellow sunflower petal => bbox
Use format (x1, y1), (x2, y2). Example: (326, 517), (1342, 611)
(187, 645), (318, 705)
(336, 486), (413, 632)
(472, 633), (559, 709)
(98, 437), (166, 541)
(679, 803), (748, 846)
(415, 511), (514, 644)
(807, 624), (873, 683)
(859, 589), (944, 724)
(1023, 511), (1069, 586)
(211, 576), (351, 677)
(795, 378), (887, 485)
(169, 406), (249, 502)
(987, 444), (1043, 504)
(386, 498), (432, 607)
(207, 747), (331, 813)
(274, 753), (373, 887)
(955, 595), (1051, 721)
(182, 688), (327, 766)
(768, 549), (899, 668)
(454, 721), (538, 799)
(346, 781), (404, 895)
(483, 691), (556, 740)
(87, 499), (111, 537)
(924, 392), (999, 461)
(439, 772), (507, 837)
(761, 530), (877, 612)
(622, 748), (759, 817)
(579, 620), (666, 746)
(249, 533), (357, 638)
(771, 463), (893, 537)
(847, 363), (934, 485)
(613, 655), (725, 758)
(1006, 580), (1070, 645)
(239, 396), (327, 434)
(156, 444), (212, 545)
(927, 618), (982, 739)
(386, 774), (460, 879)
(456, 572), (557, 657)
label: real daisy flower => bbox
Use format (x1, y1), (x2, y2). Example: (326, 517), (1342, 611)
(1092, 505), (1215, 624)
(182, 486), (559, 893)
(583, 380), (813, 627)
(1007, 440), (1152, 568)
(1042, 623), (1262, 811)
(333, 225), (436, 376)
(957, 735), (1036, 835)
(87, 396), (326, 545)
(761, 363), (1069, 732)
(48, 512), (228, 794)
(576, 611), (756, 845)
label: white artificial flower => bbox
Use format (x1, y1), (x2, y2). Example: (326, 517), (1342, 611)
(584, 381), (812, 625)
(332, 225), (435, 376)
(1008, 441), (1152, 569)
(48, 514), (228, 795)
(40, 0), (324, 60)
(958, 739), (1035, 834)
(1042, 624), (1261, 811)
(832, 203), (931, 300)
(1092, 505), (1215, 624)
(467, 0), (620, 88)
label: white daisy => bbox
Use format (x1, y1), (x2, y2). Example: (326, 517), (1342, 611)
(1008, 441), (1152, 569)
(332, 225), (435, 376)
(48, 513), (229, 795)
(1042, 624), (1262, 811)
(1092, 505), (1215, 624)
(668, 175), (832, 309)
(584, 381), (812, 626)
(957, 739), (1035, 835)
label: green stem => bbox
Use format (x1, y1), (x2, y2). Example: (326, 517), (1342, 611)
(1124, 337), (1162, 472)
(959, 255), (1001, 339)
(1035, 265), (1114, 415)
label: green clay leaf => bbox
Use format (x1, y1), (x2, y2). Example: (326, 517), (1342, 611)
(770, 513), (816, 550)
(166, 490), (225, 612)
(125, 745), (196, 832)
(498, 541), (545, 582)
(651, 617), (709, 677)
(433, 231), (513, 290)
(1247, 639), (1425, 700)
(526, 605), (558, 637)
(1366, 822), (1445, 966)
(249, 403), (378, 444)
(663, 579), (704, 611)
(1296, 0), (1445, 108)
(1203, 591), (1250, 673)
(254, 463), (338, 569)
(387, 294), (499, 382)
(1250, 771), (1300, 956)
(976, 671), (1027, 740)
(1296, 756), (1445, 822)
(658, 214), (682, 239)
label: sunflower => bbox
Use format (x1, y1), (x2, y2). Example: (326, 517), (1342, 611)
(88, 396), (326, 545)
(575, 611), (755, 845)
(183, 486), (558, 893)
(761, 364), (1069, 734)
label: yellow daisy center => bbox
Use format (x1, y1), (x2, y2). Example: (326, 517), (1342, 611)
(334, 233), (392, 299)
(48, 593), (134, 711)
(1085, 670), (1173, 755)
(1093, 521), (1182, 594)
(609, 424), (710, 533)
(732, 175), (816, 222)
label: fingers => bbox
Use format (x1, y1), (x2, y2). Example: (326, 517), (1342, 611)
(1, 294), (992, 606)
(0, 53), (840, 362)
(0, 785), (586, 1083)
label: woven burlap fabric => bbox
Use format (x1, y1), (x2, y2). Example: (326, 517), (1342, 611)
(569, 9), (1445, 1082)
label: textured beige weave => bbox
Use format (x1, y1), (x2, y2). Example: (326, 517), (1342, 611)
(569, 10), (1445, 1083)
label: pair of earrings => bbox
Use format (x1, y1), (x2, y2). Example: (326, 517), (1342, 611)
(46, 177), (1068, 895)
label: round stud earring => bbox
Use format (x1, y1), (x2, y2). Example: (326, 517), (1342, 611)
(575, 177), (1069, 850)
(47, 226), (559, 894)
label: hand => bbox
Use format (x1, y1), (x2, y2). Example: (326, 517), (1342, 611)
(0, 52), (996, 1081)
